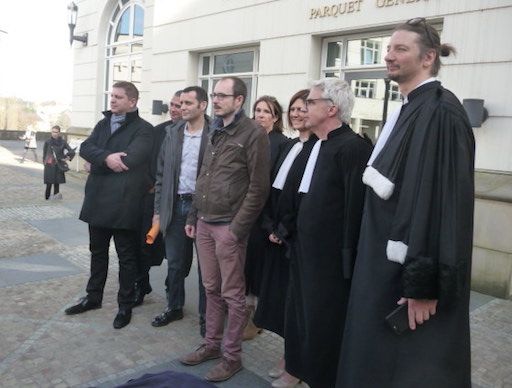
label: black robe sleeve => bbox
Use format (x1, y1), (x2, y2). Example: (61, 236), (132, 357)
(339, 136), (372, 278)
(399, 95), (475, 305)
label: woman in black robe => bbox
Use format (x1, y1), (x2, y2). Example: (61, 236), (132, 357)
(42, 125), (75, 200)
(254, 90), (317, 388)
(243, 96), (289, 340)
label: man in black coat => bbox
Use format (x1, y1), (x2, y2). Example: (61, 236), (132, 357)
(65, 81), (154, 329)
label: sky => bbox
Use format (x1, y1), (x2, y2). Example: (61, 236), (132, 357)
(0, 0), (74, 104)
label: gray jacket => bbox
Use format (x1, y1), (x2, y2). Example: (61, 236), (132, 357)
(154, 117), (211, 235)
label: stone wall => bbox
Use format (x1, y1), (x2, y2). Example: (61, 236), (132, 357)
(472, 171), (512, 298)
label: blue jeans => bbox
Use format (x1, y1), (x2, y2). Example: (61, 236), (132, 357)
(164, 198), (194, 311)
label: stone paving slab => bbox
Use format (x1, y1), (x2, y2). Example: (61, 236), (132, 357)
(0, 219), (64, 260)
(29, 217), (89, 247)
(0, 253), (83, 287)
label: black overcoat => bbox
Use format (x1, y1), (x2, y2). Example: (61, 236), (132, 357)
(42, 136), (75, 184)
(79, 109), (153, 230)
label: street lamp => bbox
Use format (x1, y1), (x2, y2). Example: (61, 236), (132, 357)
(67, 1), (88, 46)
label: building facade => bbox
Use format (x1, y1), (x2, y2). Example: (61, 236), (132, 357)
(70, 0), (512, 297)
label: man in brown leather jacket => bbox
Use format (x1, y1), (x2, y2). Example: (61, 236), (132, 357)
(181, 76), (270, 383)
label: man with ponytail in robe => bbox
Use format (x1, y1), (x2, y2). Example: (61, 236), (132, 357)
(337, 18), (475, 388)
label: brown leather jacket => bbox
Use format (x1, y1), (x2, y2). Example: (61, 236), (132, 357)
(187, 110), (270, 240)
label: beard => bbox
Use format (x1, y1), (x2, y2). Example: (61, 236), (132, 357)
(387, 71), (400, 82)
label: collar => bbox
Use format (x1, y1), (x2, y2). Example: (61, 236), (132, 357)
(405, 78), (438, 104)
(102, 109), (140, 122)
(326, 123), (351, 139)
(212, 109), (244, 132)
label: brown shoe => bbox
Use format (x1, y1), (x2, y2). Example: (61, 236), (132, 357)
(205, 357), (243, 382)
(179, 345), (221, 366)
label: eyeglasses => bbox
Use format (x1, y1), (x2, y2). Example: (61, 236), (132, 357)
(210, 93), (235, 100)
(407, 17), (435, 48)
(305, 98), (334, 107)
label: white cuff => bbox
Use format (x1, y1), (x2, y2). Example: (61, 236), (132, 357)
(362, 166), (395, 200)
(386, 240), (408, 264)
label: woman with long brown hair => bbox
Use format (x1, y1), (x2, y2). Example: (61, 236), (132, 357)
(254, 89), (317, 387)
(243, 96), (289, 340)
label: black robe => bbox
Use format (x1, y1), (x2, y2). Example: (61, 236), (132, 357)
(253, 135), (318, 336)
(336, 82), (475, 388)
(285, 125), (372, 388)
(245, 129), (289, 296)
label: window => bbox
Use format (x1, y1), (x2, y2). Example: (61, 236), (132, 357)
(321, 33), (402, 139)
(389, 84), (401, 102)
(104, 1), (144, 109)
(199, 48), (259, 115)
(354, 80), (376, 99)
(359, 39), (381, 65)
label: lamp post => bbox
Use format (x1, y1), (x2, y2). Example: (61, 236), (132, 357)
(67, 1), (88, 46)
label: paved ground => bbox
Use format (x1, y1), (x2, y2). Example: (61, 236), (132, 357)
(0, 139), (510, 388)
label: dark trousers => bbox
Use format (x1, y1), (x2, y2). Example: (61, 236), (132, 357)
(45, 184), (60, 199)
(86, 225), (138, 310)
(164, 198), (194, 310)
(135, 192), (165, 291)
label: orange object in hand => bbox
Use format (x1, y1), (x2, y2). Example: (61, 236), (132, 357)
(146, 222), (160, 244)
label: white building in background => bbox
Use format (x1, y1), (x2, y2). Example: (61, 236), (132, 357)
(69, 0), (512, 297)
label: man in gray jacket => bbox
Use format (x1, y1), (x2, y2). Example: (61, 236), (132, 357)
(181, 77), (270, 382)
(152, 86), (209, 329)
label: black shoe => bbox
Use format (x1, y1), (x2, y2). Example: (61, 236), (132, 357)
(113, 309), (132, 329)
(134, 282), (152, 307)
(151, 308), (184, 327)
(65, 296), (101, 315)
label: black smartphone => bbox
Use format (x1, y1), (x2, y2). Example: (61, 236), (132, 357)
(385, 303), (409, 335)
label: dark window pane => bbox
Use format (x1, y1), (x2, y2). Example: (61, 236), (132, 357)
(105, 60), (110, 86)
(326, 41), (341, 67)
(201, 79), (209, 91)
(240, 77), (252, 113)
(202, 56), (210, 75)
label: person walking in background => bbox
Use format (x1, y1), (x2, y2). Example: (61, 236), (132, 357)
(133, 89), (183, 308)
(65, 81), (153, 330)
(243, 95), (289, 341)
(151, 86), (210, 332)
(20, 127), (38, 163)
(42, 125), (75, 200)
(284, 79), (372, 387)
(337, 18), (475, 388)
(181, 76), (270, 382)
